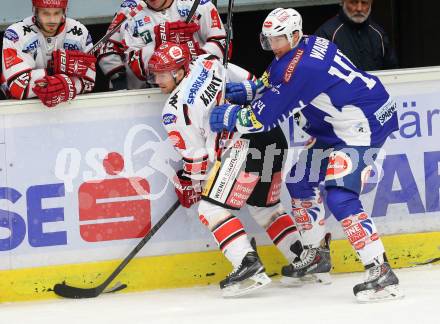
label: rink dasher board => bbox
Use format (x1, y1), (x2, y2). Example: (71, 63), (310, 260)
(0, 67), (439, 302)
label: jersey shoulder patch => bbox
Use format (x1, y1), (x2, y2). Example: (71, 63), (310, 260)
(121, 0), (139, 8)
(4, 28), (20, 43)
(5, 19), (35, 40)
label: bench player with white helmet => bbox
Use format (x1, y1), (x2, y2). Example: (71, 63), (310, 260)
(148, 42), (304, 297)
(1, 0), (96, 108)
(98, 0), (227, 90)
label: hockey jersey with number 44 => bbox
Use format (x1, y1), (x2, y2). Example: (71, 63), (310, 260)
(243, 35), (399, 147)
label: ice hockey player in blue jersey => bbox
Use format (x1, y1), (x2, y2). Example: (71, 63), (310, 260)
(210, 8), (403, 303)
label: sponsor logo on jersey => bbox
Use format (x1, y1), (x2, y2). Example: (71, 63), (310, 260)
(260, 71), (270, 87)
(63, 41), (80, 50)
(374, 99), (396, 126)
(200, 74), (222, 106)
(211, 139), (249, 202)
(200, 0), (210, 4)
(23, 39), (40, 53)
(3, 48), (23, 69)
(325, 151), (353, 180)
(143, 16), (152, 24)
(284, 48), (304, 82)
(121, 0), (137, 8)
(168, 131), (186, 150)
(168, 91), (179, 109)
(4, 29), (19, 43)
(22, 25), (34, 36)
(163, 113), (177, 125)
(178, 8), (190, 18)
(187, 68), (209, 104)
(203, 60), (213, 70)
(210, 8), (221, 29)
(68, 26), (83, 36)
(135, 17), (151, 29)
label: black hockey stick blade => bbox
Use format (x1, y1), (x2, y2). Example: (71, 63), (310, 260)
(53, 281), (127, 299)
(53, 200), (180, 299)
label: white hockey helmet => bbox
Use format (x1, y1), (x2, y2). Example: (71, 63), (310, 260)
(260, 8), (303, 51)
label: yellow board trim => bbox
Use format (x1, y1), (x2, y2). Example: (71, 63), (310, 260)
(1, 231), (439, 303)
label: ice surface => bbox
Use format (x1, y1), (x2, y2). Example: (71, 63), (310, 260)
(1, 265), (439, 324)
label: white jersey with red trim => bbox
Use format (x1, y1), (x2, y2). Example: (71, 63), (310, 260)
(98, 0), (226, 89)
(1, 16), (95, 100)
(162, 54), (253, 180)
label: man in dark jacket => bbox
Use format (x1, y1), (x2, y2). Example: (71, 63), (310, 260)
(315, 0), (398, 71)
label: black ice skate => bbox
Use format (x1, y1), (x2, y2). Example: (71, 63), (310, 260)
(281, 233), (332, 286)
(220, 250), (271, 298)
(353, 261), (404, 303)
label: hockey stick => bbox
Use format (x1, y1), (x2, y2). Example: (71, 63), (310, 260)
(89, 0), (148, 55)
(53, 200), (180, 299)
(218, 0), (235, 105)
(186, 0), (201, 24)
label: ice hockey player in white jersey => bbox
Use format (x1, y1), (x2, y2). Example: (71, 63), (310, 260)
(147, 42), (305, 297)
(98, 0), (227, 90)
(1, 0), (96, 108)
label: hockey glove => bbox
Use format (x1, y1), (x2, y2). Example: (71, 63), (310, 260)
(33, 74), (77, 108)
(51, 49), (96, 81)
(154, 21), (200, 47)
(225, 80), (257, 105)
(173, 170), (202, 208)
(210, 104), (241, 132)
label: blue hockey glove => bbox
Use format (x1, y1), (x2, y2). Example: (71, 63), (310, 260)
(225, 80), (257, 105)
(210, 104), (241, 132)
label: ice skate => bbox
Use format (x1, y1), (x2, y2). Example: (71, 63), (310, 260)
(354, 262), (404, 303)
(220, 251), (271, 298)
(281, 233), (332, 286)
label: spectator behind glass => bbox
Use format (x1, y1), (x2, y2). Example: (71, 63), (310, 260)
(315, 0), (398, 71)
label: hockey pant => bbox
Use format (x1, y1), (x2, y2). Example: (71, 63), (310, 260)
(198, 127), (301, 266)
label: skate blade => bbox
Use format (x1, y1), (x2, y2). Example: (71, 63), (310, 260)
(356, 284), (404, 303)
(281, 273), (332, 286)
(222, 272), (271, 298)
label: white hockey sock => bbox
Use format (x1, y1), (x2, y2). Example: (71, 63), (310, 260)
(340, 212), (385, 267)
(291, 191), (326, 248)
(223, 235), (254, 269)
(248, 204), (301, 262)
(211, 214), (253, 268)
